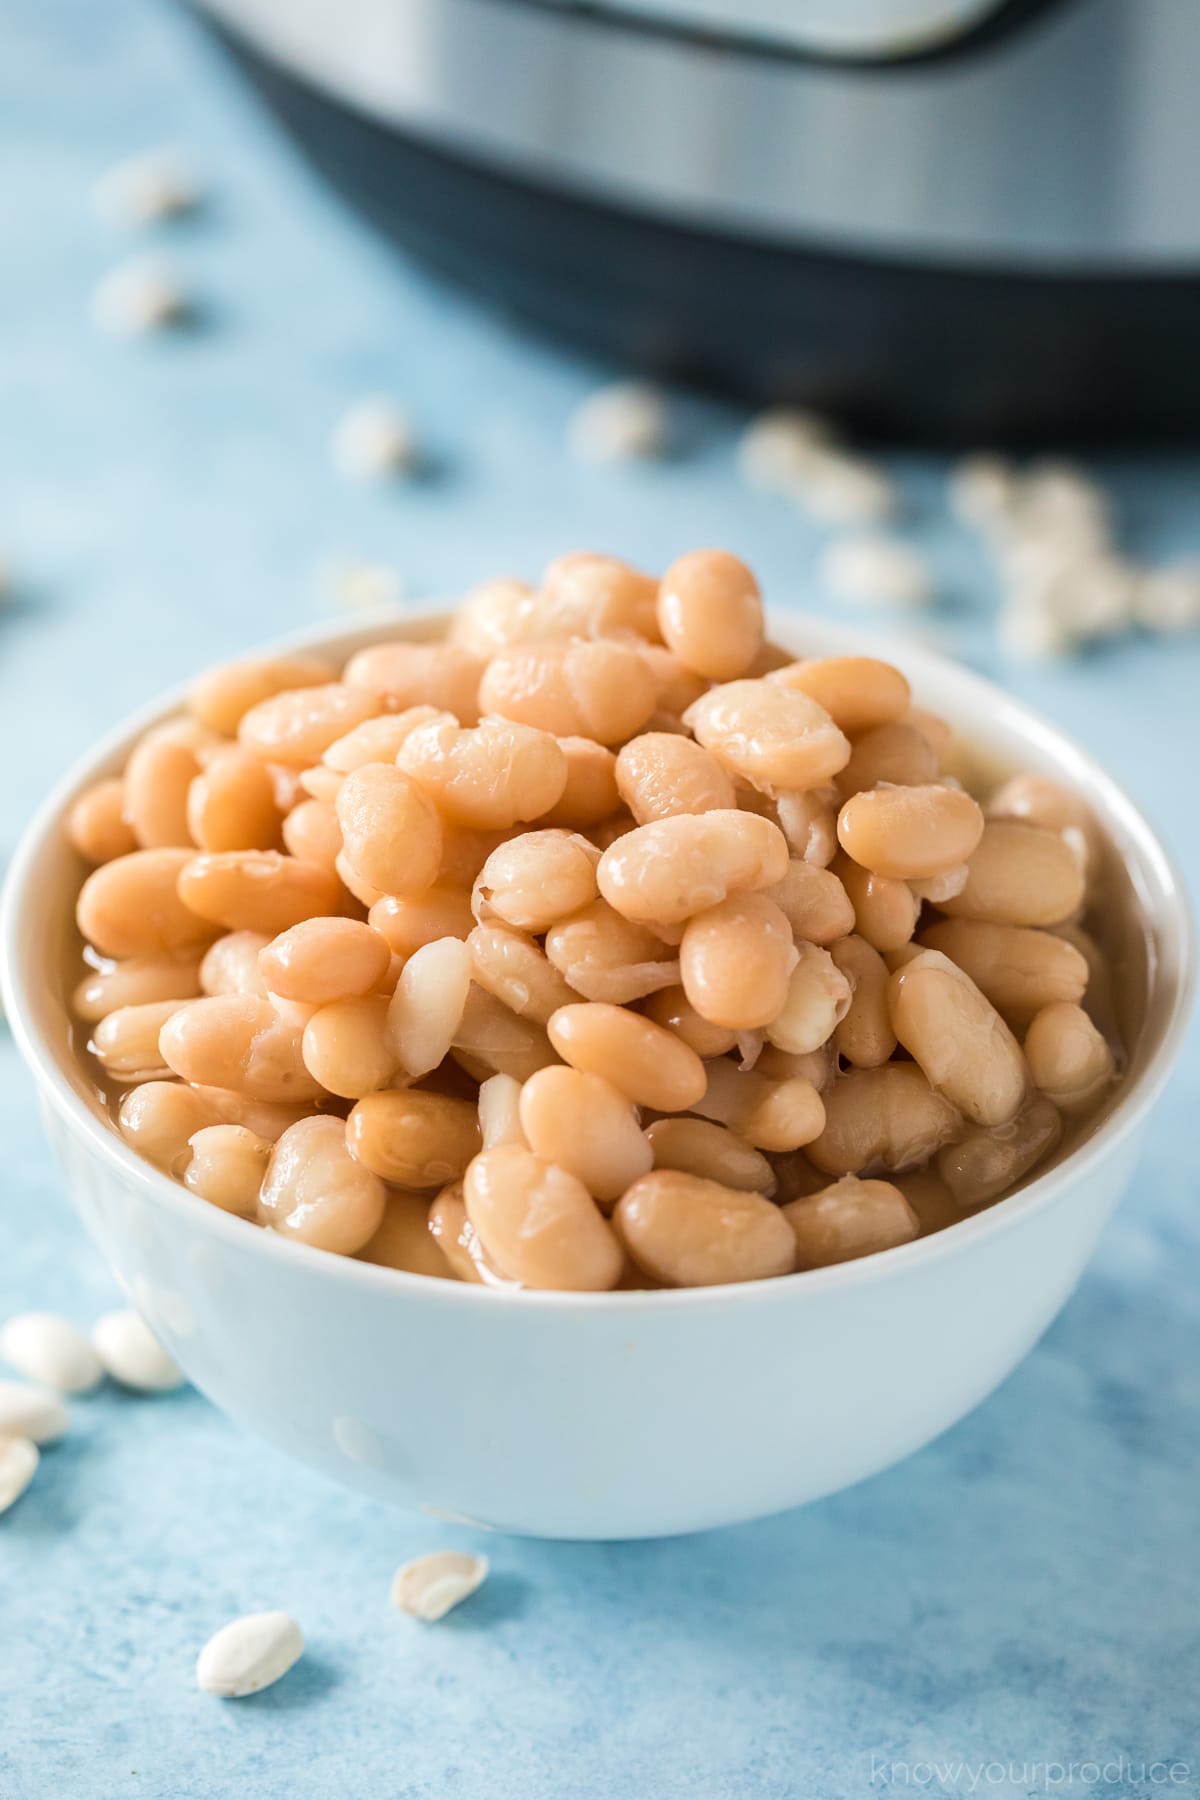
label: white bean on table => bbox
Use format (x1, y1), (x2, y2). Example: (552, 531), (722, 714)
(66, 548), (1124, 1290)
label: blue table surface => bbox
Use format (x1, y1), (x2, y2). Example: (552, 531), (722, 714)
(2, 4), (1199, 1796)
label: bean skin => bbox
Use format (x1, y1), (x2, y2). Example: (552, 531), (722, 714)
(808, 1064), (961, 1176)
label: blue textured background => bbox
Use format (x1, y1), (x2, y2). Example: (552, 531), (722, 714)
(1, 4), (1198, 1796)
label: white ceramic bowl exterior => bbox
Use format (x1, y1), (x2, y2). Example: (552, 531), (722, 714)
(2, 610), (1193, 1539)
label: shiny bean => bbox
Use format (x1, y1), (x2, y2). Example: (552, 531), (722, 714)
(78, 849), (214, 958)
(183, 1124), (272, 1217)
(767, 860), (854, 945)
(187, 748), (281, 853)
(832, 851), (919, 954)
(369, 887), (475, 958)
(302, 995), (396, 1098)
(388, 937), (473, 1077)
(536, 737), (620, 827)
(200, 930), (270, 997)
(426, 1185), (491, 1284)
(783, 1176), (918, 1269)
(645, 1117), (775, 1195)
(680, 893), (796, 1029)
(765, 942), (852, 1055)
(190, 654), (336, 736)
(837, 784), (984, 881)
(519, 1065), (652, 1205)
(358, 1190), (452, 1278)
(829, 935), (896, 1068)
(65, 779), (138, 865)
(888, 948), (1027, 1127)
(472, 830), (599, 932)
(614, 1172), (794, 1287)
(92, 998), (188, 1081)
(656, 549), (764, 680)
(478, 640), (657, 745)
(692, 1059), (826, 1152)
(122, 736), (200, 850)
(334, 762), (443, 899)
(160, 995), (325, 1103)
(542, 552), (661, 641)
(347, 1090), (482, 1188)
(1024, 1001), (1116, 1112)
(683, 680), (850, 793)
(342, 641), (485, 723)
(464, 1146), (623, 1291)
(597, 809), (788, 926)
(987, 772), (1099, 880)
(448, 578), (552, 658)
(179, 851), (342, 936)
(768, 656), (910, 735)
(544, 900), (679, 1005)
(397, 714), (567, 828)
(72, 951), (203, 1024)
(259, 1115), (387, 1254)
(836, 722), (939, 801)
(238, 682), (382, 768)
(117, 1080), (309, 1173)
(940, 821), (1086, 927)
(937, 1096), (1063, 1207)
(615, 732), (735, 823)
(641, 985), (738, 1059)
(322, 707), (442, 772)
(547, 1003), (706, 1111)
(919, 919), (1089, 1024)
(468, 924), (576, 1024)
(808, 1063), (962, 1176)
(259, 917), (390, 1006)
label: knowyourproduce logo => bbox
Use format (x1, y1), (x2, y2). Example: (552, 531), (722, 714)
(868, 1756), (1191, 1792)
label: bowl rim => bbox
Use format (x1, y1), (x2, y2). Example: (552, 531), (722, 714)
(1, 601), (1195, 1314)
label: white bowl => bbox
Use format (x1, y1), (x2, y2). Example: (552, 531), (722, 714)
(1, 608), (1193, 1539)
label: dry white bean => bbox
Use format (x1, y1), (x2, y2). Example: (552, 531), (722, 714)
(0, 1436), (39, 1514)
(91, 1310), (185, 1392)
(196, 1612), (305, 1698)
(0, 1313), (102, 1394)
(392, 1552), (490, 1621)
(0, 1379), (70, 1443)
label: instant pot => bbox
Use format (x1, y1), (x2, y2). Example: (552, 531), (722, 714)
(197, 0), (1200, 439)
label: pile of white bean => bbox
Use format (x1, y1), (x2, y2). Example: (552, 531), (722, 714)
(65, 550), (1121, 1290)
